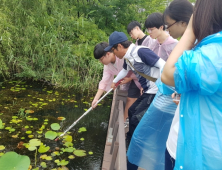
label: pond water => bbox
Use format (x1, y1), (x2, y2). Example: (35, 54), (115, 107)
(0, 80), (112, 170)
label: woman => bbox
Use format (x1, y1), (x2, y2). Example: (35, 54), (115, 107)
(126, 12), (178, 170)
(162, 0), (222, 169)
(163, 0), (193, 169)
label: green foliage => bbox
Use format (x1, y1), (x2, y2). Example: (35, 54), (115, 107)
(0, 0), (194, 92)
(0, 152), (30, 170)
(0, 0), (106, 92)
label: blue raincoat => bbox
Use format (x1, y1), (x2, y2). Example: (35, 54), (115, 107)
(174, 31), (222, 170)
(127, 79), (177, 170)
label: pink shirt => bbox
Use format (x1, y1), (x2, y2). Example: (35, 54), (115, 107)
(149, 36), (178, 61)
(99, 56), (141, 92)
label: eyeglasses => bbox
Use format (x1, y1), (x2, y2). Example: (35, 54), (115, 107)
(165, 21), (178, 30)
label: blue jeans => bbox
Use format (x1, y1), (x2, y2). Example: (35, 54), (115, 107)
(165, 149), (175, 170)
(127, 93), (155, 142)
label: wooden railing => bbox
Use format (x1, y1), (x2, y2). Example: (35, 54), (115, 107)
(102, 88), (128, 170)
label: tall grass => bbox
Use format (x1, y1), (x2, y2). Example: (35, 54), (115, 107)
(0, 0), (107, 92)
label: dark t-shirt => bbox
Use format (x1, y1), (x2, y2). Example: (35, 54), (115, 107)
(137, 35), (148, 45)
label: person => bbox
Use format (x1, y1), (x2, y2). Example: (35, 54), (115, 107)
(126, 12), (178, 170)
(127, 21), (155, 46)
(163, 0), (193, 39)
(92, 42), (141, 122)
(162, 0), (222, 169)
(105, 31), (166, 149)
(145, 12), (178, 61)
(162, 0), (193, 169)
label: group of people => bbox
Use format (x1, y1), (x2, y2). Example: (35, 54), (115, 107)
(92, 0), (222, 170)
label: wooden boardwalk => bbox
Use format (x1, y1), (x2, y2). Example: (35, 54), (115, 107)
(101, 88), (145, 170)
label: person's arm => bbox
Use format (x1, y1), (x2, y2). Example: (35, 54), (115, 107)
(161, 16), (196, 86)
(92, 89), (104, 109)
(138, 47), (166, 75)
(111, 68), (129, 89)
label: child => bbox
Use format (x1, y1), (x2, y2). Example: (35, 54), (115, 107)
(162, 0), (222, 169)
(92, 42), (141, 122)
(127, 21), (155, 46)
(126, 12), (178, 170)
(105, 31), (166, 148)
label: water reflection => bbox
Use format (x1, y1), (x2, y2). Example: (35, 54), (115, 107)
(0, 80), (112, 170)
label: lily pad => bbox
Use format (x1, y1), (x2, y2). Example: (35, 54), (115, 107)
(63, 135), (72, 142)
(45, 156), (52, 161)
(63, 147), (75, 153)
(68, 155), (75, 159)
(38, 145), (50, 153)
(57, 117), (66, 121)
(0, 152), (30, 170)
(45, 131), (57, 140)
(29, 139), (41, 147)
(54, 159), (60, 163)
(40, 162), (47, 168)
(73, 150), (87, 157)
(63, 142), (73, 147)
(0, 119), (4, 129)
(57, 160), (69, 166)
(28, 135), (34, 138)
(26, 131), (32, 134)
(88, 151), (93, 155)
(25, 110), (34, 114)
(78, 127), (87, 133)
(0, 145), (5, 151)
(51, 123), (60, 131)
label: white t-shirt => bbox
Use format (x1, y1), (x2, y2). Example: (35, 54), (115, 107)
(166, 104), (180, 159)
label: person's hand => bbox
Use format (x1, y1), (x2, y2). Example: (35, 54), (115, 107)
(92, 99), (98, 109)
(111, 82), (116, 90)
(120, 77), (132, 85)
(140, 88), (144, 95)
(172, 93), (180, 105)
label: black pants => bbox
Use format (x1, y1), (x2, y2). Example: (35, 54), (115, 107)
(126, 93), (155, 142)
(165, 149), (175, 170)
(127, 160), (138, 170)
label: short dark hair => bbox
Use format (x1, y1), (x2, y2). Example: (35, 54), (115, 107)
(145, 12), (165, 30)
(93, 42), (109, 59)
(163, 0), (193, 24)
(193, 0), (222, 44)
(113, 40), (132, 49)
(127, 21), (141, 34)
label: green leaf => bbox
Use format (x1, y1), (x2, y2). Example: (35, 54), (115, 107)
(0, 152), (30, 170)
(45, 131), (57, 140)
(29, 139), (41, 147)
(51, 123), (60, 131)
(57, 160), (69, 166)
(0, 145), (5, 151)
(78, 127), (87, 133)
(88, 151), (93, 155)
(73, 150), (87, 157)
(63, 142), (73, 147)
(38, 145), (50, 153)
(68, 155), (75, 159)
(63, 147), (75, 153)
(40, 162), (47, 168)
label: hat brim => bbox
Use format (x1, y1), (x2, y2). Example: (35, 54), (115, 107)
(104, 45), (113, 52)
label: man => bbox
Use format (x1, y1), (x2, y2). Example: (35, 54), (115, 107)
(105, 31), (165, 145)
